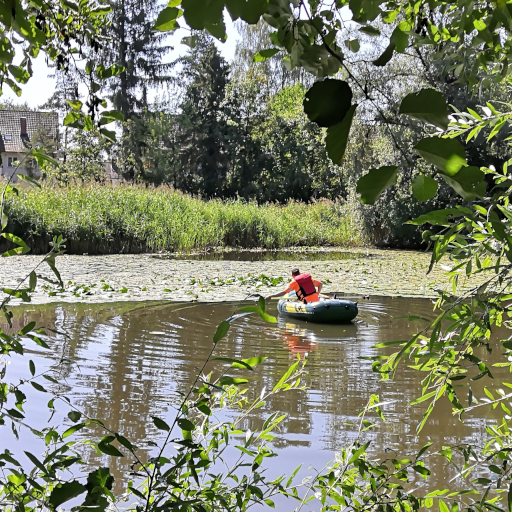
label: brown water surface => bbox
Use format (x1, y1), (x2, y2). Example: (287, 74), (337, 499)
(3, 297), (503, 506)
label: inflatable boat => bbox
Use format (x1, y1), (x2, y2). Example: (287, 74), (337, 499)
(277, 298), (358, 324)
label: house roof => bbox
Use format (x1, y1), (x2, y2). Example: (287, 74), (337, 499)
(0, 110), (58, 153)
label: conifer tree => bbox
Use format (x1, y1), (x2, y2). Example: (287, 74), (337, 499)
(102, 0), (174, 121)
(176, 33), (231, 197)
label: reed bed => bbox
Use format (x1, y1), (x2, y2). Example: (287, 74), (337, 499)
(3, 184), (363, 254)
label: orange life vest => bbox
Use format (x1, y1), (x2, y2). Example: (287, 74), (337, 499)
(294, 273), (317, 303)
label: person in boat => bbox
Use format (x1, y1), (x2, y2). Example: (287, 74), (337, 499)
(265, 268), (323, 303)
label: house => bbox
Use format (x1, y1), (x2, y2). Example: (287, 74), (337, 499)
(0, 110), (59, 180)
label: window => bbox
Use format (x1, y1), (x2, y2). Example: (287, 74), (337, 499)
(4, 135), (11, 141)
(7, 157), (18, 167)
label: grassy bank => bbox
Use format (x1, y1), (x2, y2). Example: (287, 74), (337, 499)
(3, 184), (363, 254)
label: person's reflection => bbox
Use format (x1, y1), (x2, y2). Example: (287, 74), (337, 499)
(282, 322), (318, 359)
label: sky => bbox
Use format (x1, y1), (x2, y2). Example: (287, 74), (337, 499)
(2, 11), (240, 109)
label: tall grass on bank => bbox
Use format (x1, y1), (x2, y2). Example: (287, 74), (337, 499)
(3, 184), (363, 254)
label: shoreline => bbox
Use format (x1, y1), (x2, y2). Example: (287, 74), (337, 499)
(1, 249), (462, 306)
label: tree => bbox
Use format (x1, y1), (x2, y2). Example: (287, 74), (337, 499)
(175, 33), (231, 197)
(39, 70), (82, 163)
(254, 83), (345, 202)
(100, 0), (174, 121)
(112, 106), (179, 184)
(41, 130), (109, 184)
(232, 19), (312, 93)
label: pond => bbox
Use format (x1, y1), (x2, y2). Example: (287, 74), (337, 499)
(3, 296), (502, 507)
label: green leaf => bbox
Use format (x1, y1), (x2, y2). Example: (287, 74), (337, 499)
(152, 416), (170, 431)
(154, 6), (181, 31)
(399, 89), (450, 130)
(225, 0), (268, 23)
(101, 109), (124, 122)
(99, 128), (116, 142)
(412, 174), (439, 201)
(68, 411), (81, 422)
(116, 434), (135, 451)
(238, 306), (277, 323)
(484, 502), (504, 512)
(19, 321), (36, 335)
(344, 39), (360, 52)
(29, 360), (35, 376)
(441, 166), (486, 200)
(181, 35), (198, 47)
(213, 320), (230, 343)
(507, 480), (512, 512)
(97, 441), (124, 457)
(232, 356), (267, 369)
(30, 149), (59, 167)
(28, 271), (37, 291)
(177, 418), (195, 431)
(373, 24), (409, 65)
(66, 99), (82, 110)
(439, 500), (450, 512)
(30, 381), (47, 393)
(348, 441), (370, 464)
(272, 360), (300, 392)
(417, 442), (433, 458)
(49, 481), (86, 508)
(90, 4), (111, 15)
(414, 137), (467, 176)
(2, 232), (29, 248)
(182, 0), (223, 30)
(253, 48), (279, 62)
(24, 451), (47, 474)
(63, 111), (82, 126)
(218, 376), (249, 386)
(409, 390), (437, 405)
(356, 166), (398, 204)
(406, 208), (464, 226)
(359, 26), (380, 36)
(326, 105), (357, 165)
(62, 423), (87, 438)
(205, 19), (227, 41)
(17, 174), (41, 188)
(303, 79), (353, 127)
(8, 64), (31, 84)
(45, 254), (63, 288)
(412, 464), (431, 478)
(213, 356), (267, 370)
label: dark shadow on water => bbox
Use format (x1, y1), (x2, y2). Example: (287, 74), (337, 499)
(151, 249), (374, 262)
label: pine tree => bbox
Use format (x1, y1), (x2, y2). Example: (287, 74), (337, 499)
(102, 0), (174, 121)
(176, 33), (231, 197)
(93, 0), (174, 180)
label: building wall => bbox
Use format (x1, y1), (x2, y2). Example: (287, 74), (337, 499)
(0, 152), (40, 181)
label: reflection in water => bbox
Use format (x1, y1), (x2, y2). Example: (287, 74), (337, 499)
(2, 297), (505, 498)
(280, 321), (319, 359)
(152, 249), (372, 262)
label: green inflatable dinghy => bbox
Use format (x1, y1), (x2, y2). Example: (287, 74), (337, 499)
(277, 298), (358, 324)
